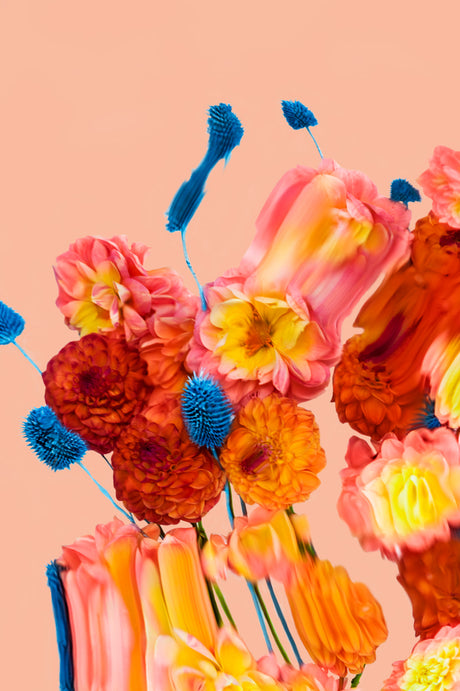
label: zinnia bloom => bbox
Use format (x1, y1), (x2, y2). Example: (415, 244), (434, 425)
(187, 281), (338, 405)
(338, 429), (460, 559)
(418, 146), (460, 228)
(43, 333), (151, 453)
(284, 556), (387, 677)
(220, 394), (326, 510)
(382, 624), (460, 691)
(112, 414), (225, 524)
(397, 538), (460, 639)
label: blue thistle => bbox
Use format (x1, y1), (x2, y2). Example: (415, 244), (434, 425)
(390, 179), (421, 206)
(0, 300), (25, 344)
(281, 100), (323, 158)
(46, 561), (75, 691)
(281, 100), (318, 129)
(166, 103), (244, 235)
(23, 406), (87, 470)
(181, 372), (233, 449)
(411, 397), (442, 431)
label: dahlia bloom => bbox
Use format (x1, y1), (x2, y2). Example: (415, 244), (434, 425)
(43, 333), (151, 453)
(398, 538), (460, 639)
(382, 624), (460, 691)
(418, 146), (460, 228)
(338, 429), (460, 559)
(240, 158), (410, 335)
(153, 627), (284, 691)
(220, 394), (326, 510)
(187, 280), (338, 404)
(284, 556), (387, 677)
(58, 520), (221, 691)
(54, 234), (196, 342)
(111, 414), (225, 524)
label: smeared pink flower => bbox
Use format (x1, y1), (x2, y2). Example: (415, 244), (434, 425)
(55, 235), (196, 342)
(382, 624), (460, 691)
(338, 429), (460, 559)
(418, 146), (460, 228)
(258, 655), (350, 691)
(240, 158), (410, 335)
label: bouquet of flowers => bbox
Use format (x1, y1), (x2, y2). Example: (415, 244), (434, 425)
(4, 100), (460, 690)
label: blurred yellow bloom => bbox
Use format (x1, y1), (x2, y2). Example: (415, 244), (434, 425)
(285, 557), (388, 677)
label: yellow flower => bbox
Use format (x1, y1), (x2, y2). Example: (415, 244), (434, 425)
(220, 394), (326, 510)
(285, 557), (387, 677)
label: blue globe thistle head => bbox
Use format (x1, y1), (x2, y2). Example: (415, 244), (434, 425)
(181, 372), (233, 449)
(0, 300), (25, 344)
(411, 397), (442, 431)
(390, 179), (421, 206)
(23, 406), (87, 470)
(281, 100), (318, 130)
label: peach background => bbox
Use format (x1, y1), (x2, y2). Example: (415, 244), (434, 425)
(1, 1), (459, 688)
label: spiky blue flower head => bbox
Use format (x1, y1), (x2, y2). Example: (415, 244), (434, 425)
(0, 300), (25, 344)
(411, 397), (442, 431)
(390, 179), (421, 206)
(23, 406), (87, 470)
(181, 372), (233, 449)
(281, 100), (318, 130)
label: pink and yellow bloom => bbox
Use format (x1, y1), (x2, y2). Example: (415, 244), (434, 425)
(424, 334), (460, 428)
(338, 429), (460, 559)
(382, 624), (460, 691)
(418, 146), (460, 228)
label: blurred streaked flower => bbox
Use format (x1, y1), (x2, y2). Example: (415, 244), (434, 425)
(220, 394), (326, 510)
(418, 146), (460, 228)
(112, 414), (225, 524)
(285, 556), (388, 677)
(43, 333), (151, 453)
(382, 624), (460, 691)
(397, 538), (460, 639)
(338, 429), (460, 558)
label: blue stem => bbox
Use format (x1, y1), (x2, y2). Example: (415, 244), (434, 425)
(77, 461), (135, 524)
(240, 496), (247, 516)
(266, 577), (303, 666)
(247, 581), (273, 653)
(307, 128), (323, 158)
(224, 481), (234, 529)
(13, 340), (42, 375)
(181, 229), (207, 310)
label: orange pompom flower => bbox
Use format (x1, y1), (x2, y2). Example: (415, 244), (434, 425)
(112, 414), (225, 524)
(43, 333), (151, 453)
(284, 557), (388, 677)
(220, 393), (326, 510)
(398, 538), (460, 639)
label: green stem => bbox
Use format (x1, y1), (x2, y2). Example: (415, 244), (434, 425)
(213, 583), (237, 629)
(253, 583), (291, 664)
(206, 578), (223, 627)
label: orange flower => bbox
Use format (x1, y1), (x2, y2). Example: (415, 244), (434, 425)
(112, 414), (225, 524)
(333, 335), (424, 440)
(43, 333), (151, 453)
(284, 557), (388, 677)
(398, 539), (460, 639)
(220, 394), (326, 510)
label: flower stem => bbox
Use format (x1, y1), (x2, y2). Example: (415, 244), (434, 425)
(253, 582), (291, 664)
(13, 340), (42, 375)
(239, 496), (247, 516)
(213, 583), (237, 629)
(181, 229), (207, 310)
(265, 578), (303, 666)
(77, 461), (135, 525)
(205, 578), (223, 627)
(224, 480), (235, 528)
(246, 581), (273, 654)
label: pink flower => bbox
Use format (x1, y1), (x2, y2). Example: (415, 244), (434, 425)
(382, 624), (460, 690)
(338, 429), (460, 559)
(54, 235), (196, 342)
(418, 146), (460, 228)
(240, 158), (410, 335)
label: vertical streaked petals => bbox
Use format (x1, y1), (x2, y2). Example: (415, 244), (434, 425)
(158, 528), (218, 651)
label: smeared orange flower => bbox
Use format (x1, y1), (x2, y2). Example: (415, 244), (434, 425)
(333, 335), (424, 440)
(398, 538), (460, 639)
(220, 394), (326, 510)
(43, 333), (151, 453)
(112, 414), (225, 524)
(285, 557), (388, 677)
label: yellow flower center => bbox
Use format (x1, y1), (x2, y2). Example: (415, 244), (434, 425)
(401, 641), (460, 691)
